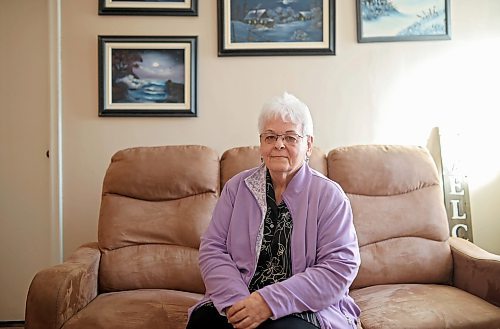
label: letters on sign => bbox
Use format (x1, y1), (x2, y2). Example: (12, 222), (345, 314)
(443, 173), (473, 241)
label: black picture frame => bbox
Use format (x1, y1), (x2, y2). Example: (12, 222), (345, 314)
(98, 36), (197, 117)
(356, 0), (451, 43)
(217, 0), (335, 56)
(99, 0), (198, 16)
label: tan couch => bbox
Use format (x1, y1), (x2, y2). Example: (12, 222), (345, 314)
(25, 144), (500, 329)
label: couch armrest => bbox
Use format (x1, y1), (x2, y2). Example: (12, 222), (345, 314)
(25, 242), (101, 329)
(450, 237), (500, 306)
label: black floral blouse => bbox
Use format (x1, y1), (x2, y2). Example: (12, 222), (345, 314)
(248, 170), (320, 328)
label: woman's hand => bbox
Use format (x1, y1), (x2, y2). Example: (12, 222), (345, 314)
(227, 292), (272, 329)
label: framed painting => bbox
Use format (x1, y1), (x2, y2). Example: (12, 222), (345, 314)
(99, 0), (198, 16)
(98, 36), (197, 117)
(217, 0), (335, 56)
(356, 0), (450, 43)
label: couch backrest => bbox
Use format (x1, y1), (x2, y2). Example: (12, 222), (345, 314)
(97, 144), (453, 293)
(327, 145), (453, 289)
(98, 145), (219, 294)
(220, 146), (328, 188)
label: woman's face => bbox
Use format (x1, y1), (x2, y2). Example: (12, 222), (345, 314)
(259, 117), (313, 180)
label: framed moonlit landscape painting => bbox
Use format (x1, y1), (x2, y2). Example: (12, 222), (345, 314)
(217, 0), (335, 56)
(98, 0), (198, 16)
(98, 36), (197, 117)
(356, 0), (450, 42)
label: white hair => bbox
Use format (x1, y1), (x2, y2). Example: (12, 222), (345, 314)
(258, 92), (314, 137)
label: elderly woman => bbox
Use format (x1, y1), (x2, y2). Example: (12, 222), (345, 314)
(186, 92), (360, 329)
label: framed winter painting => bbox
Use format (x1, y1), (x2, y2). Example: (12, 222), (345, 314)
(217, 0), (335, 56)
(356, 0), (451, 43)
(98, 36), (197, 117)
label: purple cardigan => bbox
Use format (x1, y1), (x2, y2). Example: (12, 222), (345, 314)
(190, 164), (361, 329)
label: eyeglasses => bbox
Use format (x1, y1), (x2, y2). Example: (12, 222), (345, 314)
(259, 132), (304, 145)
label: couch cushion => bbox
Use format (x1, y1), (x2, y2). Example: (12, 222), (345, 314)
(327, 145), (452, 288)
(61, 289), (203, 329)
(98, 145), (219, 293)
(220, 146), (327, 188)
(351, 284), (500, 329)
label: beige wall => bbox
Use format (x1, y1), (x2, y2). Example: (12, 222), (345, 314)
(61, 0), (500, 257)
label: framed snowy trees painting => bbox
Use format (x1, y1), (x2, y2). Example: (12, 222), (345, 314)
(217, 0), (335, 56)
(356, 0), (451, 43)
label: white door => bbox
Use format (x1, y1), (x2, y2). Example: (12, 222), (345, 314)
(0, 0), (56, 321)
